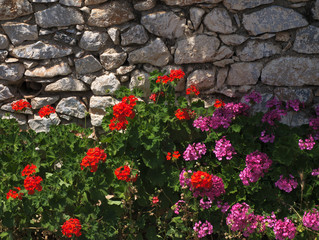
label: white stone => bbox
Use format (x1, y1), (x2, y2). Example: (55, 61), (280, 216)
(79, 31), (108, 51)
(56, 97), (87, 118)
(25, 61), (72, 78)
(31, 96), (60, 109)
(100, 49), (127, 70)
(129, 70), (151, 97)
(45, 76), (88, 91)
(91, 73), (121, 95)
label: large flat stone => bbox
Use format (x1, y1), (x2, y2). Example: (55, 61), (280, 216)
(121, 25), (149, 46)
(0, 0), (33, 20)
(293, 25), (319, 54)
(45, 76), (88, 91)
(161, 0), (222, 6)
(0, 84), (14, 101)
(243, 6), (308, 35)
(79, 31), (108, 51)
(190, 7), (205, 30)
(56, 97), (87, 119)
(223, 0), (274, 11)
(25, 61), (71, 78)
(219, 34), (248, 46)
(75, 55), (102, 74)
(91, 73), (120, 95)
(262, 57), (319, 86)
(31, 96), (60, 109)
(2, 22), (38, 45)
(0, 63), (25, 82)
(203, 8), (236, 34)
(134, 0), (156, 11)
(100, 49), (127, 70)
(227, 62), (263, 85)
(0, 110), (27, 126)
(84, 0), (108, 5)
(187, 69), (216, 91)
(28, 113), (61, 133)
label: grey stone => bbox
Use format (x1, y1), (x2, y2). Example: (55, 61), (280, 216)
(116, 65), (136, 75)
(213, 59), (234, 67)
(120, 76), (129, 83)
(252, 33), (276, 40)
(60, 0), (82, 7)
(45, 76), (88, 91)
(121, 25), (149, 46)
(141, 11), (186, 39)
(213, 46), (233, 61)
(312, 0), (319, 20)
(89, 96), (118, 126)
(293, 25), (319, 54)
(56, 97), (87, 118)
(84, 0), (108, 5)
(243, 6), (308, 35)
(53, 32), (77, 46)
(216, 67), (228, 89)
(107, 28), (120, 45)
(219, 34), (248, 46)
(0, 34), (9, 50)
(227, 62), (263, 85)
(79, 75), (96, 85)
(275, 32), (290, 42)
(0, 50), (8, 62)
(79, 31), (108, 51)
(29, 113), (61, 133)
(134, 0), (156, 11)
(100, 49), (127, 70)
(223, 0), (274, 10)
(236, 40), (281, 61)
(162, 0), (222, 6)
(88, 1), (135, 27)
(190, 7), (205, 30)
(31, 0), (58, 2)
(174, 35), (220, 64)
(1, 102), (32, 114)
(75, 55), (102, 74)
(39, 29), (55, 36)
(280, 111), (309, 127)
(2, 22), (37, 46)
(11, 41), (73, 60)
(274, 88), (313, 104)
(0, 63), (25, 82)
(0, 110), (27, 126)
(22, 60), (38, 69)
(129, 70), (151, 97)
(35, 4), (84, 28)
(91, 73), (121, 95)
(31, 96), (60, 109)
(0, 84), (14, 101)
(203, 8), (237, 34)
(261, 57), (319, 86)
(25, 61), (71, 78)
(128, 38), (171, 67)
(0, 0), (33, 20)
(187, 69), (216, 91)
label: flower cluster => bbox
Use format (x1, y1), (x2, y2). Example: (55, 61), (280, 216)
(303, 208), (319, 231)
(214, 99), (225, 108)
(286, 99), (303, 112)
(173, 200), (185, 215)
(183, 142), (206, 161)
(149, 91), (164, 102)
(61, 218), (82, 238)
(166, 151), (180, 161)
(80, 147), (107, 172)
(262, 109), (287, 126)
(6, 187), (23, 200)
(259, 130), (275, 143)
(244, 91), (262, 104)
(151, 196), (160, 207)
(186, 85), (200, 96)
(191, 171), (212, 190)
(298, 135), (315, 150)
(38, 105), (56, 118)
(179, 169), (192, 188)
(216, 201), (230, 213)
(213, 136), (237, 161)
(21, 164), (37, 176)
(199, 198), (212, 210)
(11, 99), (31, 111)
(156, 69), (185, 84)
(266, 97), (282, 109)
(193, 220), (213, 239)
(275, 175), (298, 193)
(21, 164), (43, 195)
(273, 218), (296, 240)
(109, 95), (137, 131)
(239, 151), (272, 186)
(175, 108), (195, 120)
(114, 165), (137, 182)
(311, 168), (319, 176)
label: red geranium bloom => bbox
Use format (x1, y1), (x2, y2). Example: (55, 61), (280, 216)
(166, 152), (172, 161)
(169, 69), (185, 80)
(24, 176), (43, 195)
(61, 218), (82, 238)
(114, 166), (138, 182)
(172, 151), (181, 159)
(191, 171), (212, 190)
(6, 187), (23, 200)
(22, 164), (37, 177)
(151, 196), (160, 206)
(149, 91), (164, 103)
(214, 99), (225, 108)
(175, 108), (196, 120)
(38, 105), (56, 118)
(166, 151), (180, 161)
(80, 147), (107, 172)
(186, 85), (200, 96)
(156, 75), (172, 84)
(11, 99), (31, 111)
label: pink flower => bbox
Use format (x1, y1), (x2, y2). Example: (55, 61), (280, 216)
(244, 91), (262, 104)
(299, 135), (315, 150)
(260, 130), (275, 143)
(273, 218), (296, 240)
(311, 168), (319, 176)
(303, 208), (319, 231)
(275, 175), (298, 193)
(193, 220), (213, 239)
(199, 198), (212, 210)
(183, 142), (206, 161)
(213, 136), (237, 161)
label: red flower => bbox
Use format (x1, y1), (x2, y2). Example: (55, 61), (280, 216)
(114, 166), (137, 182)
(166, 151), (180, 161)
(149, 91), (164, 103)
(38, 105), (56, 118)
(80, 147), (107, 172)
(175, 108), (196, 120)
(166, 152), (172, 161)
(24, 176), (43, 195)
(191, 171), (212, 190)
(61, 218), (82, 238)
(11, 99), (31, 111)
(173, 151), (181, 159)
(21, 164), (37, 177)
(169, 69), (185, 80)
(156, 75), (171, 84)
(151, 196), (160, 206)
(186, 85), (200, 96)
(214, 99), (225, 108)
(6, 187), (23, 200)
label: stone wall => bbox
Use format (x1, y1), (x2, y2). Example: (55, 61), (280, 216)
(0, 0), (319, 132)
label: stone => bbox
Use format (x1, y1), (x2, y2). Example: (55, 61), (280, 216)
(91, 73), (121, 95)
(45, 76), (88, 91)
(0, 0), (33, 20)
(293, 25), (319, 54)
(120, 76), (129, 83)
(0, 84), (14, 101)
(11, 41), (73, 60)
(129, 70), (151, 97)
(274, 88), (313, 104)
(236, 40), (281, 61)
(1, 22), (37, 46)
(243, 6), (308, 36)
(0, 63), (25, 82)
(213, 59), (234, 67)
(56, 97), (87, 118)
(0, 110), (27, 126)
(0, 34), (9, 50)
(174, 35), (220, 64)
(5, 58), (19, 63)
(89, 96), (118, 126)
(88, 1), (135, 27)
(79, 31), (108, 51)
(280, 111), (309, 127)
(252, 33), (276, 40)
(187, 69), (216, 91)
(190, 7), (205, 30)
(128, 38), (171, 67)
(100, 49), (127, 70)
(0, 50), (8, 62)
(134, 0), (156, 11)
(216, 67), (228, 89)
(25, 61), (71, 78)
(107, 28), (120, 45)
(35, 4), (84, 28)
(75, 55), (102, 75)
(116, 65), (136, 75)
(261, 57), (319, 86)
(223, 0), (274, 11)
(219, 34), (248, 46)
(84, 0), (108, 5)
(31, 96), (60, 109)
(227, 62), (263, 85)
(312, 0), (319, 20)
(121, 25), (149, 46)
(23, 60), (38, 69)
(31, 0), (58, 2)
(79, 75), (96, 85)
(203, 8), (237, 34)
(39, 29), (55, 36)
(1, 102), (32, 114)
(53, 32), (77, 46)
(141, 11), (186, 39)
(60, 0), (82, 7)
(213, 46), (233, 61)
(29, 113), (61, 133)
(161, 0), (222, 6)
(275, 32), (290, 42)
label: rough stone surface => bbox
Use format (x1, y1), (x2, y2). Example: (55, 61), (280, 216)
(236, 40), (282, 61)
(219, 34), (248, 46)
(313, 0), (319, 20)
(261, 57), (319, 86)
(0, 0), (33, 20)
(162, 0), (222, 6)
(28, 113), (61, 133)
(128, 38), (171, 67)
(280, 111), (309, 127)
(90, 96), (118, 112)
(35, 4), (84, 28)
(0, 34), (9, 49)
(0, 50), (8, 62)
(0, 110), (27, 126)
(0, 63), (25, 82)
(243, 6), (308, 35)
(100, 49), (127, 70)
(53, 32), (76, 46)
(116, 65), (136, 75)
(31, 96), (60, 109)
(141, 11), (186, 39)
(227, 62), (263, 85)
(32, 0), (58, 2)
(129, 70), (150, 97)
(1, 101), (32, 114)
(293, 25), (319, 54)
(107, 28), (120, 45)
(274, 88), (313, 104)
(84, 0), (108, 5)
(187, 69), (216, 91)
(275, 32), (290, 42)
(2, 22), (38, 45)
(45, 76), (88, 91)
(190, 7), (205, 30)
(91, 73), (121, 95)
(75, 55), (102, 74)
(134, 0), (156, 11)
(56, 97), (87, 118)
(213, 46), (233, 61)
(216, 67), (228, 89)
(25, 61), (71, 78)
(11, 41), (73, 60)
(223, 0), (274, 11)
(0, 84), (14, 101)
(174, 35), (220, 64)
(88, 1), (135, 27)
(60, 0), (82, 7)
(79, 31), (108, 51)
(203, 8), (237, 34)
(121, 25), (149, 46)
